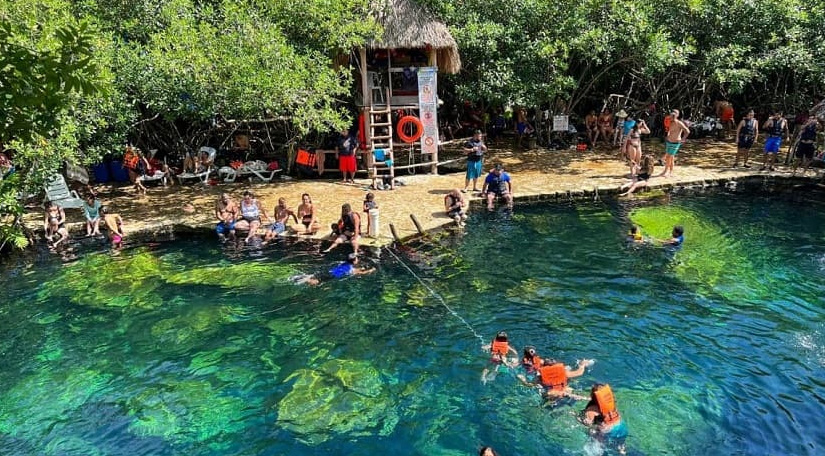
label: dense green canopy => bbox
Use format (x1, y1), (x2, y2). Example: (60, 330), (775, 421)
(2, 0), (825, 249)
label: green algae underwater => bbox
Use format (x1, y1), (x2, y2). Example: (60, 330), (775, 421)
(1, 192), (825, 455)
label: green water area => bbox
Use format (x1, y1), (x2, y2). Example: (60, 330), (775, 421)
(2, 192), (824, 455)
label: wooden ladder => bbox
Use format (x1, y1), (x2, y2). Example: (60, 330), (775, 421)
(369, 102), (395, 189)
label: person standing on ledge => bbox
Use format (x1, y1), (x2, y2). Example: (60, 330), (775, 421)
(760, 110), (788, 171)
(659, 109), (690, 178)
(463, 130), (487, 193)
(336, 128), (358, 184)
(733, 109), (758, 168)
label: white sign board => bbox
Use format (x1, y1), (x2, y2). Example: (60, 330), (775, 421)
(552, 115), (569, 132)
(417, 67), (439, 155)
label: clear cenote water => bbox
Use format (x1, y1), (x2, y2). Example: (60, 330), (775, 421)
(1, 192), (825, 455)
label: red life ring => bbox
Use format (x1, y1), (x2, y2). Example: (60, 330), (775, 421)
(397, 116), (424, 143)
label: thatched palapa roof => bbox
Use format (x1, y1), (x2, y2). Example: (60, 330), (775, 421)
(369, 0), (461, 74)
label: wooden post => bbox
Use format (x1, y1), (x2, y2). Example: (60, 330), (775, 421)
(389, 223), (403, 244)
(360, 48), (369, 107)
(410, 214), (425, 235)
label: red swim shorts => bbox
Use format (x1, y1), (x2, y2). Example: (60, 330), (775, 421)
(339, 155), (357, 173)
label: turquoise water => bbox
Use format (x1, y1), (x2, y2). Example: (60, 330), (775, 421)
(2, 192), (825, 455)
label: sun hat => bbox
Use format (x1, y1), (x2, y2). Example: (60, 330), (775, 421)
(616, 109), (628, 118)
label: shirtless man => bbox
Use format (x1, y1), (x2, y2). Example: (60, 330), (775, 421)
(659, 109), (690, 178)
(100, 206), (124, 249)
(516, 107), (532, 148)
(265, 197), (299, 240)
(585, 110), (599, 146)
(214, 193), (238, 241)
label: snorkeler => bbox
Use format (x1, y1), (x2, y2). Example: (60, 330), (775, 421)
(660, 225), (684, 246)
(292, 253), (375, 286)
(516, 345), (543, 386)
(579, 383), (628, 455)
(481, 331), (519, 383)
(532, 358), (595, 402)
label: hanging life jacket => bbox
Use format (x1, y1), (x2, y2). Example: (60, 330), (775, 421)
(539, 363), (568, 391)
(593, 384), (621, 425)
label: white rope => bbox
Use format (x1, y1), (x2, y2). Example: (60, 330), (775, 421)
(385, 246), (486, 344)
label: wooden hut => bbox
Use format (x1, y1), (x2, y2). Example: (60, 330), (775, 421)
(355, 0), (461, 188)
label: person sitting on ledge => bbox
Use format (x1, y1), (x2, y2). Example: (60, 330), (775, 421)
(100, 206), (124, 249)
(323, 203), (361, 254)
(481, 164), (513, 211)
(444, 188), (468, 225)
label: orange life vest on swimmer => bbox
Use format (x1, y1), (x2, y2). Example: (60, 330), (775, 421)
(491, 339), (509, 357)
(538, 362), (568, 391)
(593, 384), (621, 425)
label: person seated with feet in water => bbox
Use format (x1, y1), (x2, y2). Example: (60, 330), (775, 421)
(445, 188), (468, 225)
(294, 253), (376, 286)
(82, 194), (102, 237)
(215, 193), (238, 241)
(100, 206), (124, 248)
(43, 203), (69, 249)
(265, 197), (298, 240)
(528, 358), (595, 403)
(323, 203), (361, 254)
(481, 331), (519, 383)
(297, 193), (320, 235)
(619, 154), (656, 196)
(236, 190), (270, 243)
(580, 383), (628, 455)
(482, 164), (513, 211)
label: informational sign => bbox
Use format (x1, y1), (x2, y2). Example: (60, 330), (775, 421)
(417, 67), (439, 155)
(552, 115), (569, 132)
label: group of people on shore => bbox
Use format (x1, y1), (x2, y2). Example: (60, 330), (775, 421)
(43, 194), (124, 249)
(481, 330), (628, 454)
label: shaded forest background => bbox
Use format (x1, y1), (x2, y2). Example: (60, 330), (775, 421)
(2, 0), (825, 247)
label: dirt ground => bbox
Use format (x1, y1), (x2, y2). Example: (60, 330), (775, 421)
(25, 136), (816, 246)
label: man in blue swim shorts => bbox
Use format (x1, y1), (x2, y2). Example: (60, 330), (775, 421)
(760, 110), (788, 171)
(463, 130), (487, 193)
(214, 193), (238, 241)
(660, 109), (690, 178)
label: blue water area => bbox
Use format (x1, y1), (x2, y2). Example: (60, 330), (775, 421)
(2, 192), (825, 455)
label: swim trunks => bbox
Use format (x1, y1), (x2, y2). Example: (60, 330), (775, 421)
(737, 135), (754, 149)
(796, 142), (815, 160)
(466, 160), (483, 180)
(216, 220), (236, 235)
(764, 136), (782, 154)
(339, 154), (357, 173)
(270, 221), (286, 234)
(665, 141), (682, 156)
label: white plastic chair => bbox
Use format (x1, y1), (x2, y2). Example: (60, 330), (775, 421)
(222, 160), (281, 183)
(177, 147), (216, 184)
(44, 174), (84, 209)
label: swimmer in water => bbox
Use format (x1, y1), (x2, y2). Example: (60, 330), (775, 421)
(627, 225), (644, 243)
(579, 383), (628, 455)
(527, 358), (595, 403)
(660, 225), (684, 246)
(516, 345), (543, 386)
(481, 331), (519, 383)
(292, 253), (375, 286)
(479, 447), (498, 456)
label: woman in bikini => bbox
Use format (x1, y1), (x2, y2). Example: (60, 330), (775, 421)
(585, 110), (599, 146)
(597, 109), (614, 146)
(43, 203), (69, 248)
(625, 119), (650, 177)
(296, 193), (320, 235)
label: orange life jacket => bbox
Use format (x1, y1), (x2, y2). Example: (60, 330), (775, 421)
(491, 340), (509, 356)
(124, 148), (139, 170)
(594, 384), (621, 425)
(523, 355), (542, 371)
(539, 363), (567, 390)
(663, 115), (673, 132)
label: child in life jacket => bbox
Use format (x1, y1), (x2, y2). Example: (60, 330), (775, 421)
(580, 383), (628, 455)
(534, 358), (595, 403)
(481, 331), (519, 383)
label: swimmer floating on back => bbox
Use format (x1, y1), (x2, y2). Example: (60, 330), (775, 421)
(481, 331), (519, 383)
